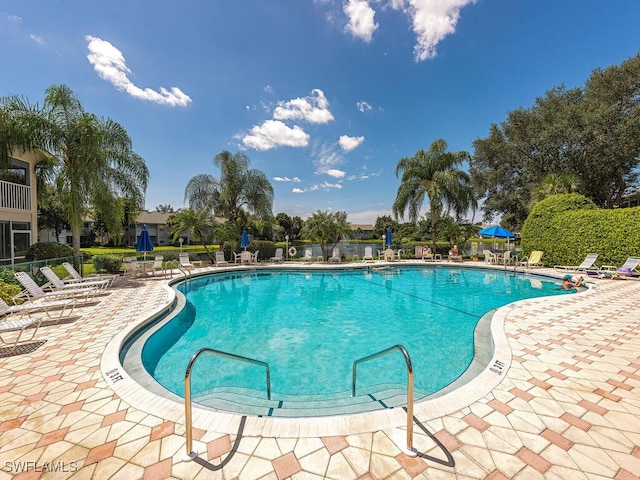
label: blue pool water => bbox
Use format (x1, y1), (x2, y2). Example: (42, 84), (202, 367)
(140, 267), (571, 408)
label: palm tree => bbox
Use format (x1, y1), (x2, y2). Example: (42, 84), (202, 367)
(185, 150), (273, 223)
(393, 139), (476, 249)
(300, 210), (352, 260)
(170, 208), (216, 263)
(1, 85), (149, 253)
(531, 172), (581, 204)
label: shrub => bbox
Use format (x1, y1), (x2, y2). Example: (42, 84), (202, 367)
(92, 254), (124, 274)
(0, 267), (19, 286)
(521, 193), (640, 266)
(26, 242), (75, 261)
(0, 280), (22, 305)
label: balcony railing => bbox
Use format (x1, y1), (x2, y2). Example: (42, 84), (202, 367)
(0, 180), (31, 210)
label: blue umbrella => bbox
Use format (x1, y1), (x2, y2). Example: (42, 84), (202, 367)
(478, 225), (515, 239)
(136, 225), (154, 260)
(241, 227), (249, 250)
(385, 226), (392, 247)
(478, 225), (515, 250)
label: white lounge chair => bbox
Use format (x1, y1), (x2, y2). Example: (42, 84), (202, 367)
(215, 251), (229, 266)
(554, 253), (598, 272)
(62, 262), (118, 287)
(300, 248), (313, 263)
(0, 297), (76, 351)
(41, 266), (109, 291)
(14, 272), (97, 303)
(179, 253), (196, 270)
(591, 256), (640, 279)
(270, 248), (284, 263)
(362, 246), (374, 262)
(329, 247), (341, 263)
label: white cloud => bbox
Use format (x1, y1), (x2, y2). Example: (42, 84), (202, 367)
(273, 89), (334, 124)
(273, 176), (302, 182)
(343, 0), (378, 42)
(242, 120), (310, 151)
(390, 0), (476, 61)
(326, 168), (346, 178)
(339, 135), (364, 152)
(29, 34), (44, 45)
(85, 35), (192, 107)
(292, 182), (343, 194)
(357, 100), (372, 112)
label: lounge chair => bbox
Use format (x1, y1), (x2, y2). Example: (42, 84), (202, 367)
(62, 262), (118, 287)
(0, 297), (76, 351)
(329, 247), (341, 263)
(421, 246), (434, 261)
(14, 272), (96, 303)
(215, 251), (229, 266)
(179, 253), (198, 270)
(554, 253), (598, 272)
(362, 246), (374, 262)
(40, 266), (110, 291)
(518, 250), (544, 268)
(300, 248), (313, 263)
(589, 256), (640, 279)
(270, 248), (284, 263)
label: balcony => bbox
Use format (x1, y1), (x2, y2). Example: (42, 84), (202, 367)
(0, 180), (32, 211)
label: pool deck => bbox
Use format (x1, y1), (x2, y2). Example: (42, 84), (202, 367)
(1, 262), (639, 479)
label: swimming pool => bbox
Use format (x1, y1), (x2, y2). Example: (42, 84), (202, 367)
(125, 266), (571, 417)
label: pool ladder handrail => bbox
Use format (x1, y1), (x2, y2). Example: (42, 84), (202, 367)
(183, 347), (271, 461)
(351, 344), (416, 456)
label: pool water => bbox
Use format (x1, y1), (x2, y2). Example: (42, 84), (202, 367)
(141, 267), (570, 409)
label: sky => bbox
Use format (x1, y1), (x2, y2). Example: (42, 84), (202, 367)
(1, 1), (639, 225)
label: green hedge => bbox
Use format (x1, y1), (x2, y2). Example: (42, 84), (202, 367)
(0, 280), (22, 304)
(521, 193), (640, 267)
(26, 242), (75, 261)
(92, 254), (125, 274)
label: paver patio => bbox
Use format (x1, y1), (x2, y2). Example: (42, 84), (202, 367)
(0, 264), (639, 479)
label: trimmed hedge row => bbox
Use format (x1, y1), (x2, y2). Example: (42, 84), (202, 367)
(521, 193), (640, 267)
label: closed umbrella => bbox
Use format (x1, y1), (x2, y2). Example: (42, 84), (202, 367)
(136, 225), (154, 260)
(385, 226), (392, 247)
(241, 227), (249, 250)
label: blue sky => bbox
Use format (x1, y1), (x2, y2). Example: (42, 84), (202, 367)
(1, 1), (639, 224)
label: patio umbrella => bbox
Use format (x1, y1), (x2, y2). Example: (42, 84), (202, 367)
(385, 226), (392, 247)
(478, 225), (515, 250)
(136, 225), (154, 260)
(241, 227), (249, 250)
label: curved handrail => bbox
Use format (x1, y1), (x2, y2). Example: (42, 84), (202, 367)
(184, 348), (271, 460)
(352, 344), (415, 455)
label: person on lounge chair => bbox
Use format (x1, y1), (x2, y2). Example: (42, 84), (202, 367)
(562, 274), (584, 289)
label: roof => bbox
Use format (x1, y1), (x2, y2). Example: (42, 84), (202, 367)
(350, 224), (374, 231)
(136, 211), (172, 225)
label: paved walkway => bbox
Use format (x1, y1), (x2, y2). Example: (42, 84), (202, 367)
(0, 265), (639, 479)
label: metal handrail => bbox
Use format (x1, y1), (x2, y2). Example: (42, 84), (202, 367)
(352, 344), (415, 455)
(183, 347), (271, 460)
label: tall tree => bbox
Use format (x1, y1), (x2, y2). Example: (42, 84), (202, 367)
(300, 210), (352, 260)
(471, 53), (640, 228)
(1, 85), (149, 252)
(185, 150), (274, 223)
(393, 139), (476, 249)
